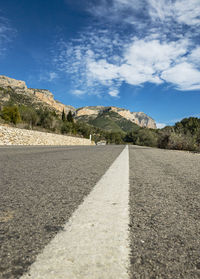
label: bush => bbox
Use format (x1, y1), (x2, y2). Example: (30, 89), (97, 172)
(1, 106), (21, 124)
(135, 129), (158, 147)
(37, 109), (54, 130)
(167, 133), (197, 151)
(125, 128), (158, 147)
(61, 122), (74, 134)
(19, 106), (39, 128)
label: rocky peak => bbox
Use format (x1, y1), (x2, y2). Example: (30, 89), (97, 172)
(0, 75), (156, 128)
(76, 106), (157, 129)
(0, 75), (27, 90)
(0, 75), (75, 114)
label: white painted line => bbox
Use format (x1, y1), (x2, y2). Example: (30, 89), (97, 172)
(21, 145), (130, 279)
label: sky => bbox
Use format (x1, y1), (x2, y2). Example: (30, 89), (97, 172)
(0, 0), (200, 128)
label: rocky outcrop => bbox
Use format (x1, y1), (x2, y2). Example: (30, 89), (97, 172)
(75, 106), (157, 129)
(0, 75), (27, 90)
(76, 107), (100, 117)
(30, 89), (75, 114)
(0, 75), (75, 114)
(0, 125), (93, 145)
(132, 112), (156, 129)
(0, 75), (157, 129)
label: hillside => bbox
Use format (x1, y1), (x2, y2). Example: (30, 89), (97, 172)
(0, 76), (75, 114)
(77, 110), (140, 133)
(75, 106), (156, 129)
(0, 75), (156, 130)
(0, 76), (199, 151)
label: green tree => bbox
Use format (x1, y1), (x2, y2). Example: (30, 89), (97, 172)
(1, 106), (21, 125)
(61, 121), (73, 134)
(135, 129), (158, 147)
(19, 106), (39, 128)
(67, 110), (74, 122)
(37, 109), (54, 130)
(62, 109), (66, 122)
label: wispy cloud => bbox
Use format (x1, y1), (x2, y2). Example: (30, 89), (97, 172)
(72, 89), (85, 96)
(156, 123), (167, 129)
(53, 0), (200, 96)
(39, 71), (58, 82)
(108, 89), (120, 98)
(0, 14), (16, 56)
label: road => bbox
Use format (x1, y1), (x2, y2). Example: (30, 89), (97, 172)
(0, 145), (200, 279)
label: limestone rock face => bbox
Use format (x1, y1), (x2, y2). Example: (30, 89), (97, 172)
(76, 107), (101, 117)
(0, 75), (156, 129)
(0, 75), (75, 114)
(132, 112), (157, 129)
(76, 106), (157, 129)
(0, 75), (27, 90)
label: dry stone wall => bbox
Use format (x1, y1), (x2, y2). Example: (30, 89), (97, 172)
(0, 126), (93, 146)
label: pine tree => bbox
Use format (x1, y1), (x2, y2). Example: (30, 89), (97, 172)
(62, 109), (66, 122)
(67, 110), (73, 122)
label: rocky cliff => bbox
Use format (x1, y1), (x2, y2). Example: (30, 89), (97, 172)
(0, 75), (75, 114)
(76, 106), (156, 129)
(0, 75), (156, 129)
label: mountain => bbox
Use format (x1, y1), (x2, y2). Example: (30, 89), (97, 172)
(75, 106), (156, 129)
(0, 75), (75, 114)
(0, 75), (156, 130)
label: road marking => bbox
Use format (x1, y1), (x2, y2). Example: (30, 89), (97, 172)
(21, 145), (130, 279)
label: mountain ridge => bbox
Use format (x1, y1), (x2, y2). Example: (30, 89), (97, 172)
(0, 75), (156, 129)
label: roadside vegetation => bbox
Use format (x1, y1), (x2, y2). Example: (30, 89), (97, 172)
(0, 86), (199, 151)
(0, 103), (126, 144)
(125, 117), (200, 152)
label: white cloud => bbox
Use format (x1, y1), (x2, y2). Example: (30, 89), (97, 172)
(108, 89), (119, 98)
(53, 0), (200, 95)
(83, 38), (193, 89)
(148, 0), (172, 22)
(119, 38), (188, 84)
(174, 0), (200, 26)
(161, 62), (200, 90)
(148, 0), (200, 27)
(0, 16), (16, 56)
(72, 89), (85, 96)
(156, 123), (167, 129)
(88, 0), (144, 21)
(87, 59), (119, 84)
(188, 47), (200, 67)
(54, 33), (200, 94)
(39, 71), (58, 82)
(49, 72), (58, 81)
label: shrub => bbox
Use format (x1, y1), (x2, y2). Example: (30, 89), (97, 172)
(167, 133), (197, 151)
(61, 122), (73, 134)
(37, 109), (54, 129)
(19, 106), (39, 128)
(1, 105), (21, 124)
(135, 129), (158, 147)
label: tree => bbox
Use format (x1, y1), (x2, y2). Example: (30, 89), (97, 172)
(62, 109), (66, 122)
(37, 109), (54, 130)
(19, 106), (39, 128)
(67, 110), (74, 122)
(1, 105), (21, 125)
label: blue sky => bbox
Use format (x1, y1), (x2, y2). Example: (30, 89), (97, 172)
(0, 0), (200, 127)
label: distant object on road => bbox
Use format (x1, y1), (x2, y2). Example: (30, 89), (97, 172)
(96, 140), (107, 145)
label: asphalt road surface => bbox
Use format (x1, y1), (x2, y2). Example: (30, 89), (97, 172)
(129, 146), (200, 279)
(0, 145), (200, 279)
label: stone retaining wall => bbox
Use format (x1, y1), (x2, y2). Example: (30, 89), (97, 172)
(0, 126), (93, 145)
